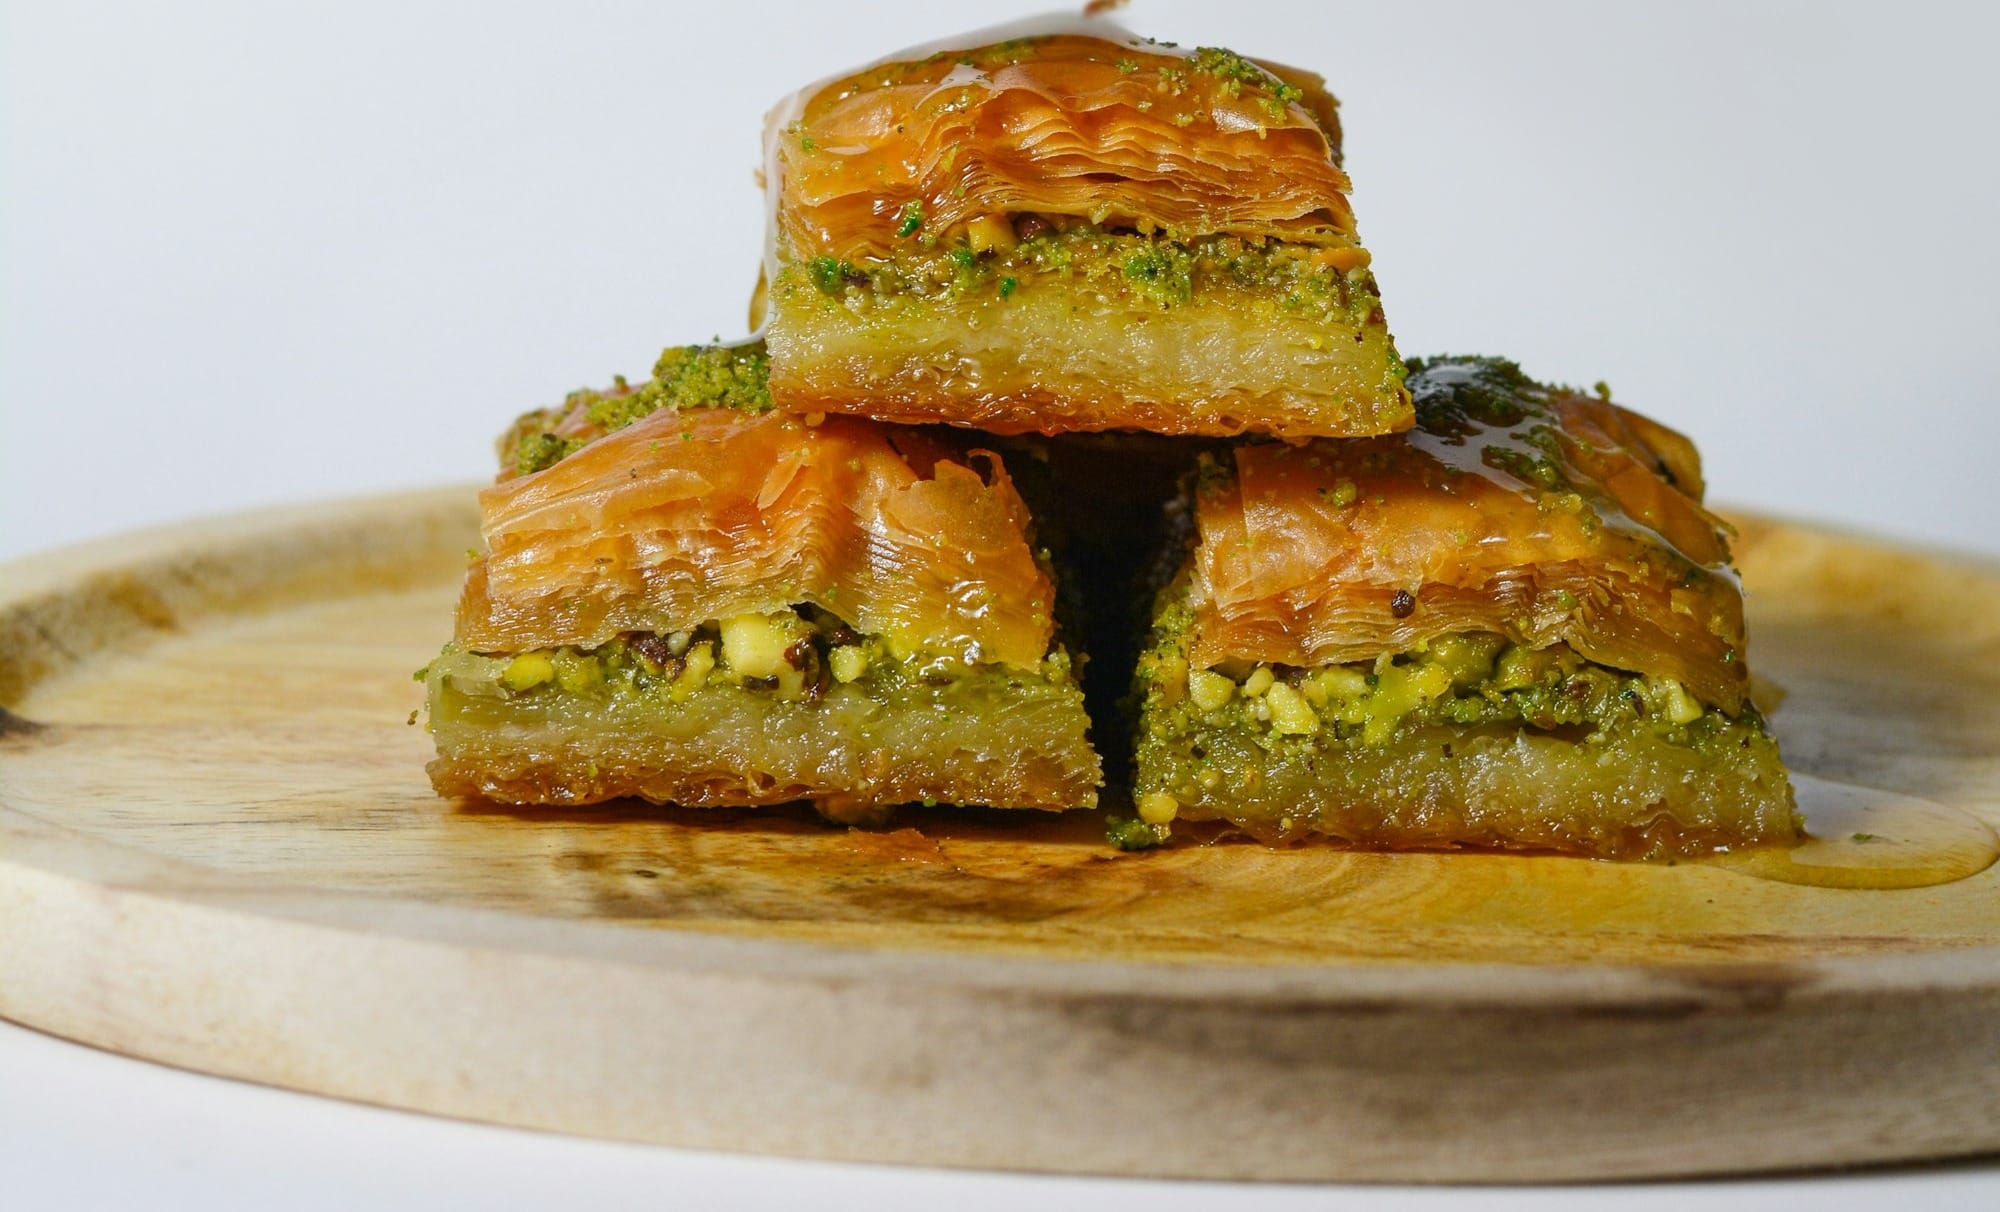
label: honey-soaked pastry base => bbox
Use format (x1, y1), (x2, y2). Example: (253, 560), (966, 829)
(426, 640), (1099, 821)
(764, 235), (1408, 440)
(769, 278), (1406, 438)
(1136, 713), (1794, 860)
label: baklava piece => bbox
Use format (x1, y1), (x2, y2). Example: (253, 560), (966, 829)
(1131, 356), (1794, 858)
(424, 341), (1100, 822)
(761, 22), (1408, 439)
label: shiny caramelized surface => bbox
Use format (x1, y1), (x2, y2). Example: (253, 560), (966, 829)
(458, 407), (1055, 669)
(1191, 358), (1750, 711)
(770, 27), (1358, 264)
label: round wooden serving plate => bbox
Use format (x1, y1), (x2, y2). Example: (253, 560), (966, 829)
(3, 489), (1999, 1183)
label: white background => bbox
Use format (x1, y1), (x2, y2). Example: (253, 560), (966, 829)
(4, 1), (1998, 1208)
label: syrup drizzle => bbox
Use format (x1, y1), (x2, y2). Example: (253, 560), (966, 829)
(1705, 774), (2000, 889)
(1402, 359), (1742, 593)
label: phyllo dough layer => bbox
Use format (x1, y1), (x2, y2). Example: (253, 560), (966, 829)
(1130, 356), (1794, 858)
(425, 342), (1100, 821)
(761, 23), (1407, 439)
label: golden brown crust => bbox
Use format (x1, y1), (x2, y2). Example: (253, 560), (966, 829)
(1188, 361), (1750, 712)
(769, 31), (1358, 264)
(457, 407), (1056, 668)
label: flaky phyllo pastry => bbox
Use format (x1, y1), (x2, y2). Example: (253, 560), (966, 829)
(760, 22), (1409, 439)
(1130, 357), (1795, 858)
(424, 342), (1100, 821)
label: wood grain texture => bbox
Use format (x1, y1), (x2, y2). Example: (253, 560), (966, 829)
(2, 488), (1999, 1181)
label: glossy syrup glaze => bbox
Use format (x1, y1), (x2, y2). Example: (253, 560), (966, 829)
(1404, 358), (1741, 593)
(1193, 358), (1753, 712)
(1705, 775), (2000, 889)
(760, 13), (1350, 280)
(460, 406), (1057, 667)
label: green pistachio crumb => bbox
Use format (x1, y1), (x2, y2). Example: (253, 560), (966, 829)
(808, 256), (861, 294)
(1106, 815), (1170, 851)
(499, 342), (772, 474)
(1189, 46), (1305, 118)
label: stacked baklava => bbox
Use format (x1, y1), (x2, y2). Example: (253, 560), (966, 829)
(424, 18), (1794, 859)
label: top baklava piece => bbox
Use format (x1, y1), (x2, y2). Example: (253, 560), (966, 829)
(761, 22), (1410, 439)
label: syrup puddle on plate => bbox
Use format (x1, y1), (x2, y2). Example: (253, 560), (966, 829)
(1704, 774), (2000, 889)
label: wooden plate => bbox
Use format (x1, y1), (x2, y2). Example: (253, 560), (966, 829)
(3, 488), (1998, 1182)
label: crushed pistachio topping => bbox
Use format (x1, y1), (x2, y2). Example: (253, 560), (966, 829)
(457, 604), (1075, 708)
(1139, 589), (1759, 758)
(781, 221), (1375, 326)
(501, 341), (772, 475)
(1188, 47), (1306, 119)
